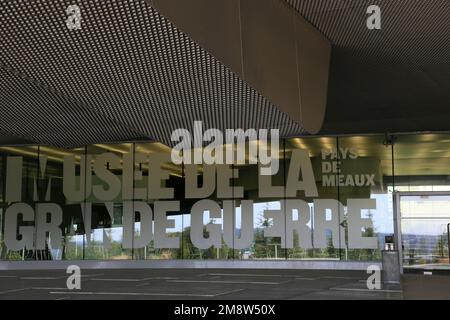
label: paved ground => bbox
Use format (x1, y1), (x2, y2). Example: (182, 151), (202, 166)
(402, 274), (450, 299)
(0, 269), (406, 300)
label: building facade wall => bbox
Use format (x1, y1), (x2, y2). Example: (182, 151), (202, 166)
(0, 133), (449, 265)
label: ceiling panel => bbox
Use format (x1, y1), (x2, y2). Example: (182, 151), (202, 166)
(286, 0), (450, 134)
(0, 0), (305, 148)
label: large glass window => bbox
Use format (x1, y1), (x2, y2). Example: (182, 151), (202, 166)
(234, 140), (285, 260)
(394, 133), (450, 270)
(133, 142), (183, 260)
(285, 137), (341, 260)
(0, 146), (38, 260)
(0, 154), (3, 259)
(84, 144), (133, 260)
(337, 136), (394, 261)
(37, 146), (86, 261)
(0, 132), (448, 263)
(393, 134), (450, 192)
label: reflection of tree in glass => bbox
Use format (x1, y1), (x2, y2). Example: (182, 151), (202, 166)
(346, 212), (381, 261)
(252, 210), (278, 259)
(432, 230), (448, 264)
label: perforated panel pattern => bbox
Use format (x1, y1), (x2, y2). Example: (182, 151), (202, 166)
(1, 0), (305, 147)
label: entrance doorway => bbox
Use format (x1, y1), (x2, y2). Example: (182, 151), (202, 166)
(396, 192), (450, 271)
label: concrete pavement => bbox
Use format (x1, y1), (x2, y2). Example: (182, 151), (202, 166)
(0, 269), (405, 300)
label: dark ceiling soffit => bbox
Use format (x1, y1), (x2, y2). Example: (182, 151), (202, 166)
(285, 0), (450, 135)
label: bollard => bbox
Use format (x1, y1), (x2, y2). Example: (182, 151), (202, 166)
(382, 250), (401, 285)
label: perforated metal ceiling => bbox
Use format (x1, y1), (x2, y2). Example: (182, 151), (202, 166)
(286, 0), (450, 134)
(0, 0), (305, 148)
(3, 0), (449, 147)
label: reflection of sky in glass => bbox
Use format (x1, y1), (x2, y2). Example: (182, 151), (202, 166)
(183, 210), (223, 229)
(370, 193), (394, 234)
(402, 219), (450, 236)
(247, 201), (280, 229)
(400, 196), (450, 236)
(167, 215), (183, 232)
(88, 228), (123, 242)
(401, 196), (450, 218)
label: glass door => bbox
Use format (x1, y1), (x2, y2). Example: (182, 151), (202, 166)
(398, 193), (450, 270)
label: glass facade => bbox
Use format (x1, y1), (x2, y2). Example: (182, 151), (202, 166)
(1, 133), (449, 264)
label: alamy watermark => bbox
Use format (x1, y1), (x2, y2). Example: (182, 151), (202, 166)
(66, 5), (81, 30)
(64, 4), (380, 32)
(171, 121), (280, 175)
(366, 265), (381, 290)
(367, 5), (382, 30)
(66, 265), (81, 290)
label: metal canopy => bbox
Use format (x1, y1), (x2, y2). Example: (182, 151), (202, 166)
(0, 0), (307, 147)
